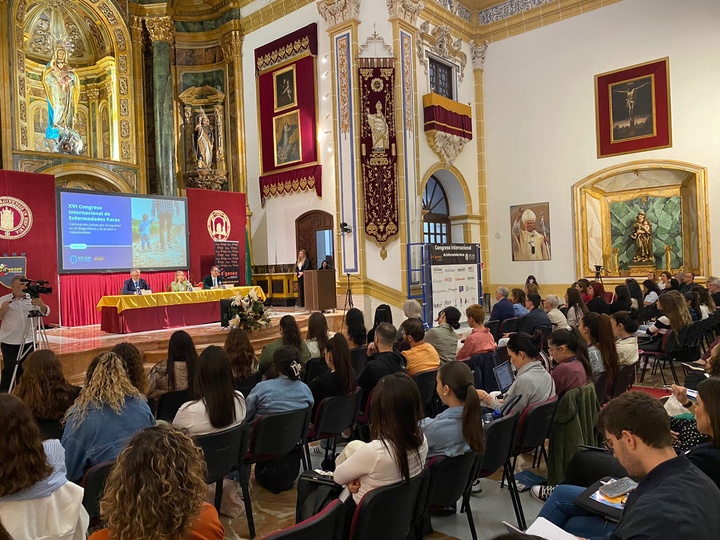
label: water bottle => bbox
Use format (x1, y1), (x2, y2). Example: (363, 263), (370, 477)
(188, 284), (193, 292)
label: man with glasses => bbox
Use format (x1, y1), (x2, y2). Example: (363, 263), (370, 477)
(534, 392), (720, 539)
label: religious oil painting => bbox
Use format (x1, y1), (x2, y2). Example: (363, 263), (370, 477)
(595, 58), (671, 158)
(273, 65), (297, 112)
(273, 110), (302, 167)
(510, 202), (551, 262)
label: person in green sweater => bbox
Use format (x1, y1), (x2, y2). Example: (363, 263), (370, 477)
(258, 315), (310, 375)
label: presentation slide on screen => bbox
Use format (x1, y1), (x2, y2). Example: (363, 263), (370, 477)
(58, 190), (188, 272)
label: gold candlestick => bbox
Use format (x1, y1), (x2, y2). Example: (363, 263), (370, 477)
(664, 246), (672, 272)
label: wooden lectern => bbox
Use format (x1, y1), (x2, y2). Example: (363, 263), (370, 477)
(304, 270), (336, 311)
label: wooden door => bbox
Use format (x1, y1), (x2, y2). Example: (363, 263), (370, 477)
(295, 210), (333, 269)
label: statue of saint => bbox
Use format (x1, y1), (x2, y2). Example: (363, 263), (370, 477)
(366, 101), (389, 151)
(630, 210), (654, 263)
(42, 46), (80, 140)
(194, 111), (214, 169)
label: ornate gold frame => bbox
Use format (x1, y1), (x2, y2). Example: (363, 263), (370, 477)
(273, 64), (298, 112)
(272, 109), (302, 167)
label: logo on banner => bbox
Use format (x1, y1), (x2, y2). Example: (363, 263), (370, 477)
(0, 257), (27, 288)
(207, 210), (231, 241)
(0, 197), (33, 240)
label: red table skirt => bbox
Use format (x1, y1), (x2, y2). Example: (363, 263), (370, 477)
(100, 302), (220, 334)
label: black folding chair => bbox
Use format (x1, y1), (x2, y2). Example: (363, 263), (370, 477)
(236, 371), (263, 397)
(305, 389), (362, 469)
(499, 317), (522, 335)
(261, 499), (345, 540)
(81, 461), (115, 525)
(486, 319), (501, 341)
(611, 363), (636, 398)
(155, 389), (190, 422)
(413, 368), (439, 418)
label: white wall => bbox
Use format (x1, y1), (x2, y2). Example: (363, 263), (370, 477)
(483, 0), (720, 285)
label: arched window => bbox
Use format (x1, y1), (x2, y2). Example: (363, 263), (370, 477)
(422, 175), (451, 244)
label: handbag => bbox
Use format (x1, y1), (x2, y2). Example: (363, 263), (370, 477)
(296, 470), (344, 523)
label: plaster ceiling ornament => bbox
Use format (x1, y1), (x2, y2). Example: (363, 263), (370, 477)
(317, 0), (360, 27)
(426, 130), (470, 165)
(358, 30), (393, 57)
(469, 39), (489, 70)
(386, 0), (425, 25)
(145, 16), (175, 45)
(220, 30), (243, 60)
(417, 22), (467, 82)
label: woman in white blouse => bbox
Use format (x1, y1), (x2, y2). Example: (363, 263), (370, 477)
(173, 346), (246, 436)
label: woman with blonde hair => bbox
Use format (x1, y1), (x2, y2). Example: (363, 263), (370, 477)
(61, 352), (155, 483)
(89, 425), (224, 540)
(12, 349), (79, 422)
(642, 290), (692, 352)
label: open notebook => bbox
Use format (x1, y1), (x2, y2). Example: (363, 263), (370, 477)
(503, 517), (578, 540)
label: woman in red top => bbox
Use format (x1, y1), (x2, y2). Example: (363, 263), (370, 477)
(89, 425), (223, 540)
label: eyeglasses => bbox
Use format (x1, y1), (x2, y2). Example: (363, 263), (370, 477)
(603, 441), (614, 454)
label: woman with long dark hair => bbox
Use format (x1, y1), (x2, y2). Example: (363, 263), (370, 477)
(684, 291), (702, 321)
(580, 312), (620, 381)
(643, 279), (661, 305)
(608, 285), (631, 314)
(547, 328), (592, 397)
(422, 361), (485, 457)
(693, 285), (716, 320)
(305, 311), (331, 360)
(0, 395), (89, 539)
(173, 346), (246, 436)
(309, 334), (357, 419)
(565, 287), (588, 328)
(334, 372), (427, 506)
(89, 425), (223, 540)
(586, 282), (610, 314)
(258, 314), (310, 374)
(12, 349), (79, 421)
(625, 279), (645, 310)
(224, 327), (258, 381)
(610, 311), (639, 366)
(147, 330), (198, 400)
(111, 342), (148, 395)
(367, 304), (393, 344)
(477, 332), (555, 415)
(345, 308), (368, 348)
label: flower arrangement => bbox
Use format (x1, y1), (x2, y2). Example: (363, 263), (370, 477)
(226, 289), (271, 332)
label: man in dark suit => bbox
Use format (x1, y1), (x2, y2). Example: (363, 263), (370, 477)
(122, 268), (150, 295)
(203, 266), (223, 289)
(521, 293), (552, 335)
(489, 286), (515, 322)
(707, 277), (720, 307)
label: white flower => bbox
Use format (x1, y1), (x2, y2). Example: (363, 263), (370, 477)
(249, 290), (259, 301)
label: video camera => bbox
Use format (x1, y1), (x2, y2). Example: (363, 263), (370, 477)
(20, 278), (53, 298)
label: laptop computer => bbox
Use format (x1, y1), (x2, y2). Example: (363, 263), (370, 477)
(493, 361), (515, 394)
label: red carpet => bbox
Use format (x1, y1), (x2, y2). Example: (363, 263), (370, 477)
(633, 385), (672, 399)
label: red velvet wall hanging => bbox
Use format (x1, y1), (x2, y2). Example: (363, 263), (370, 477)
(254, 23), (321, 206)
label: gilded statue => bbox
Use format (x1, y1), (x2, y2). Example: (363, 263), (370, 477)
(42, 45), (83, 154)
(366, 101), (389, 151)
(194, 111), (214, 169)
(630, 210), (654, 263)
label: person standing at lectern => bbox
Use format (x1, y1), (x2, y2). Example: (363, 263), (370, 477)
(295, 250), (311, 308)
(203, 266), (223, 289)
(122, 269), (149, 295)
(0, 276), (50, 392)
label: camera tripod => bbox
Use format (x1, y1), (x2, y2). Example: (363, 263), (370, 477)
(8, 309), (49, 393)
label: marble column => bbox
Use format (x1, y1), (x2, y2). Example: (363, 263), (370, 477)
(220, 30), (246, 196)
(130, 16), (148, 193)
(146, 17), (177, 196)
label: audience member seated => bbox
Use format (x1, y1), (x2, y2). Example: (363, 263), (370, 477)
(203, 265), (224, 289)
(421, 361), (485, 458)
(489, 286), (515, 323)
(171, 270), (192, 291)
(522, 293), (552, 335)
(575, 279), (591, 304)
(89, 425), (224, 540)
(424, 306), (461, 364)
(684, 290), (702, 321)
(693, 285), (716, 320)
(544, 295), (569, 330)
(537, 392), (720, 539)
(396, 299), (423, 343)
(308, 334), (357, 420)
(224, 327), (259, 382)
(401, 318), (440, 377)
(245, 346), (314, 423)
(173, 346), (246, 436)
(477, 332), (555, 416)
(305, 311), (331, 360)
(345, 307), (368, 349)
(680, 271), (696, 294)
(457, 304), (496, 361)
(121, 268), (149, 295)
(586, 281), (610, 314)
(111, 342), (148, 396)
(707, 276), (720, 306)
(0, 395), (88, 540)
(658, 270), (671, 291)
(547, 328), (591, 398)
(608, 284), (632, 314)
(565, 287), (588, 328)
(610, 311), (639, 366)
(511, 288), (529, 317)
(642, 290), (692, 352)
(62, 352), (155, 483)
(147, 329), (198, 400)
(258, 315), (310, 375)
(625, 278), (644, 310)
(643, 278), (661, 306)
(367, 304), (393, 345)
(12, 349), (80, 423)
(580, 313), (619, 382)
(334, 373), (428, 510)
(359, 323), (405, 412)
